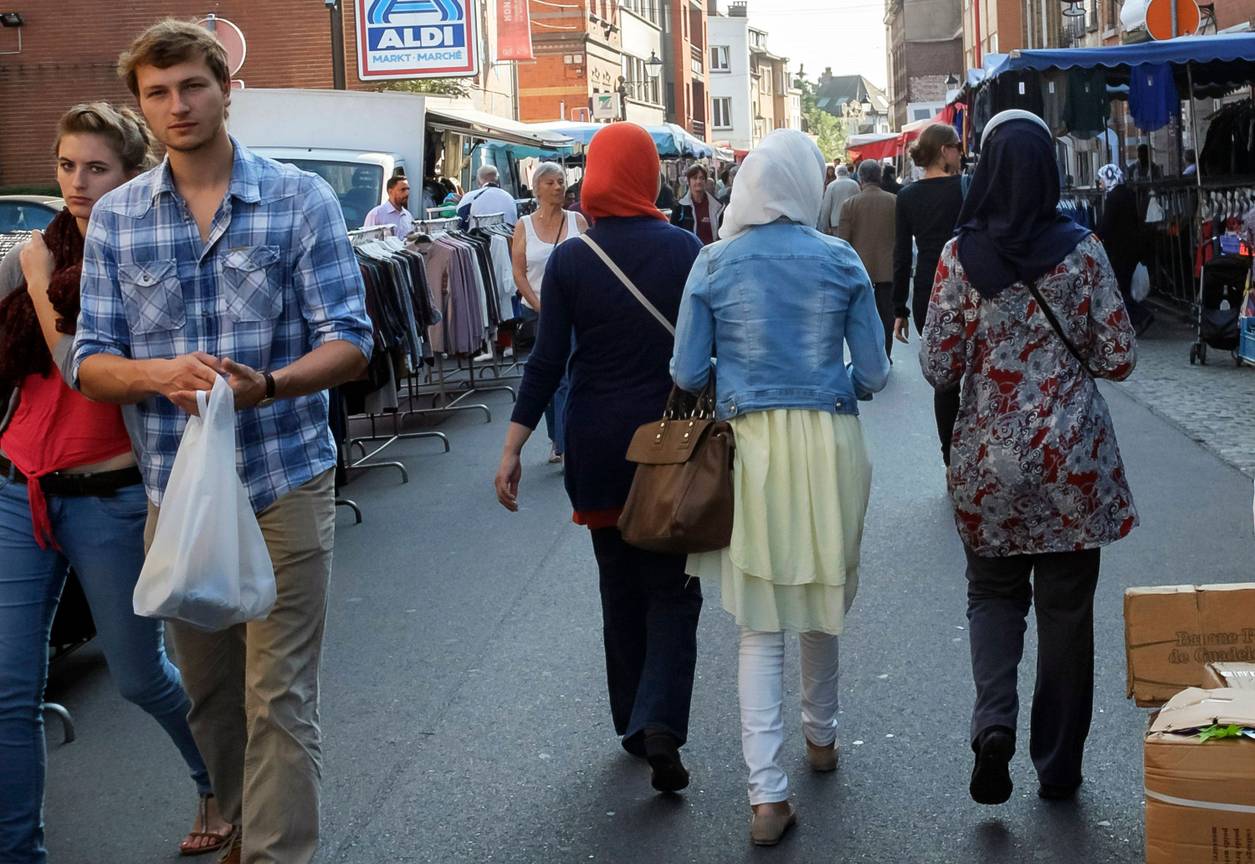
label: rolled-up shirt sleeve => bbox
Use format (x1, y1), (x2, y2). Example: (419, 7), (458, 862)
(294, 176), (374, 361)
(72, 210), (131, 387)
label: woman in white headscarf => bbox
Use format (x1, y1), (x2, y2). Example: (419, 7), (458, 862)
(671, 129), (891, 845)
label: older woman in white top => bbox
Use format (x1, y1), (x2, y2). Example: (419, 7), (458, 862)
(512, 162), (588, 462)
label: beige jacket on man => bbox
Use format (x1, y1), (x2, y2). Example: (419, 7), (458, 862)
(837, 185), (897, 284)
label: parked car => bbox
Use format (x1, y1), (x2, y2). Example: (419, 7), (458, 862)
(0, 195), (64, 233)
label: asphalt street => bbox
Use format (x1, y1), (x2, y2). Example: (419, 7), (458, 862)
(42, 338), (1255, 864)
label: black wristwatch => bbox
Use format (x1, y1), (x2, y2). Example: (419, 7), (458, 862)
(257, 371), (277, 408)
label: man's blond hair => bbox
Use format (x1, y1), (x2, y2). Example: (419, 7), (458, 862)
(117, 18), (230, 97)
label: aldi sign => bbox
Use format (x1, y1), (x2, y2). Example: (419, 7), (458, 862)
(356, 0), (480, 81)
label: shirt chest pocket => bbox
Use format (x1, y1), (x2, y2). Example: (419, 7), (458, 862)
(222, 245), (283, 322)
(118, 260), (185, 334)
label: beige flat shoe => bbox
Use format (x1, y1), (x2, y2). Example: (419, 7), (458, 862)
(750, 802), (797, 846)
(805, 738), (839, 773)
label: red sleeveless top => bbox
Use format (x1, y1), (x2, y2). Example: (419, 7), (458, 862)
(0, 370), (132, 549)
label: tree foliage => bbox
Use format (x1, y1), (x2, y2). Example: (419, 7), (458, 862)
(378, 78), (471, 98)
(796, 76), (847, 161)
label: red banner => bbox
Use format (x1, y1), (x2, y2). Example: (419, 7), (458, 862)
(497, 0), (534, 61)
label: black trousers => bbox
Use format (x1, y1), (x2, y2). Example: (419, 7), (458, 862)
(589, 528), (703, 748)
(964, 546), (1101, 787)
(873, 282), (895, 360)
(912, 312), (961, 466)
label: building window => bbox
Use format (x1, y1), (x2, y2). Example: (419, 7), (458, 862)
(713, 97), (732, 128)
(692, 56), (704, 77)
(623, 54), (661, 105)
(711, 45), (730, 71)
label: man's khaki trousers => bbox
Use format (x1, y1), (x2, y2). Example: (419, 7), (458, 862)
(146, 469), (336, 864)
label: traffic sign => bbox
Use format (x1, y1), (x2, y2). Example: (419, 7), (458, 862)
(198, 15), (247, 76)
(1145, 0), (1201, 40)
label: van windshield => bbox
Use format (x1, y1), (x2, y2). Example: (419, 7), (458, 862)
(279, 159), (383, 230)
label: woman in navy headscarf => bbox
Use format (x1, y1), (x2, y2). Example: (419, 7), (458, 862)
(921, 110), (1139, 808)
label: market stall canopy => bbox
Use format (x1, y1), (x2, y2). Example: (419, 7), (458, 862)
(847, 132), (901, 161)
(424, 100), (577, 155)
(984, 33), (1255, 97)
(522, 121), (713, 158)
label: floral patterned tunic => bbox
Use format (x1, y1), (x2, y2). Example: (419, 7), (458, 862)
(921, 234), (1139, 557)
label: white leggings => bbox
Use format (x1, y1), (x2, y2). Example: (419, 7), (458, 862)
(738, 626), (841, 805)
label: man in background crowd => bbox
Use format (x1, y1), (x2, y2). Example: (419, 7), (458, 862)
(458, 164), (519, 229)
(818, 162), (860, 235)
(838, 160), (898, 358)
(363, 175), (413, 238)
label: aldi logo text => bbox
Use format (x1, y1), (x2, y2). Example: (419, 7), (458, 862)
(356, 0), (480, 80)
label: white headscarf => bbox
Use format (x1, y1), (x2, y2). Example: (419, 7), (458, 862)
(718, 129), (827, 241)
(1096, 163), (1125, 191)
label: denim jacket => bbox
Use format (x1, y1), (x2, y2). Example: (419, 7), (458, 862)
(671, 221), (891, 420)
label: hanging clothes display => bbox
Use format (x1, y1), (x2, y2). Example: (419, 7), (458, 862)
(413, 217), (517, 357)
(1064, 69), (1110, 139)
(1128, 64), (1178, 133)
(1200, 100), (1255, 177)
(1041, 71), (1070, 137)
(992, 70), (1046, 118)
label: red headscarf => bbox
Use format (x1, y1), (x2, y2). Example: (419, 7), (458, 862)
(579, 122), (666, 223)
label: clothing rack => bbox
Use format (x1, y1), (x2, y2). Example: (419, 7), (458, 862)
(347, 224), (396, 244)
(342, 227), (450, 487)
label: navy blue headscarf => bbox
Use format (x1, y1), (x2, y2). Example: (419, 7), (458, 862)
(955, 112), (1091, 299)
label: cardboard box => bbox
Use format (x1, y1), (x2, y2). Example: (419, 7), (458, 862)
(1204, 662), (1255, 691)
(1145, 688), (1255, 864)
(1124, 583), (1255, 707)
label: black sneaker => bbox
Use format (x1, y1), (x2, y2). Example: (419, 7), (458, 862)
(969, 727), (1014, 805)
(644, 731), (690, 793)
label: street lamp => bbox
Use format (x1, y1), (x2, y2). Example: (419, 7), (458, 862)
(646, 50), (663, 74)
(0, 11), (23, 54)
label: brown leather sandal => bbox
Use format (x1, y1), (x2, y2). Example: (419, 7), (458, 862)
(179, 795), (235, 857)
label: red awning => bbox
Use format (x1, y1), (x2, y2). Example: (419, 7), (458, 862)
(847, 137), (902, 161)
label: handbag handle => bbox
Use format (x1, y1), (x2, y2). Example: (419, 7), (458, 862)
(1026, 281), (1098, 378)
(577, 233), (676, 337)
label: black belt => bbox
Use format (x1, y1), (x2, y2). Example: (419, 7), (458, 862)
(0, 455), (143, 498)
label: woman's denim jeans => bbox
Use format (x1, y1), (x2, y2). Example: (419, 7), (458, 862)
(519, 305), (570, 453)
(0, 477), (210, 863)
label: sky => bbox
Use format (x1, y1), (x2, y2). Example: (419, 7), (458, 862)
(743, 0), (889, 90)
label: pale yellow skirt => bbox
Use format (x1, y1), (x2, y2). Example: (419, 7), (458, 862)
(686, 409), (872, 635)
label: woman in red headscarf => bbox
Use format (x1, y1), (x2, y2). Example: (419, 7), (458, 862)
(494, 123), (705, 793)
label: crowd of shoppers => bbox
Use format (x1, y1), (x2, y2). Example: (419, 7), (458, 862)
(1, 13), (1145, 856)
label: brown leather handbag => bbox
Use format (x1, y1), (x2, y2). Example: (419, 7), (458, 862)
(573, 232), (734, 555)
(617, 381), (735, 555)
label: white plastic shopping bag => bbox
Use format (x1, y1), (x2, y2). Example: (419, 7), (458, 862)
(134, 376), (276, 630)
(1130, 263), (1151, 303)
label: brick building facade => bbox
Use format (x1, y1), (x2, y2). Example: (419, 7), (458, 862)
(0, 2), (367, 187)
(0, 1), (517, 188)
(515, 0), (622, 123)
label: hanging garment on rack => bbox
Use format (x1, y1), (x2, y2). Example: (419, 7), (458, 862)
(971, 86), (995, 151)
(1200, 100), (1255, 177)
(415, 235), (487, 356)
(991, 70), (1045, 118)
(1041, 71), (1070, 137)
(1129, 64), (1178, 133)
(1064, 69), (1110, 140)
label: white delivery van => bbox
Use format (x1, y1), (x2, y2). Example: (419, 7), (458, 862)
(227, 88), (425, 229)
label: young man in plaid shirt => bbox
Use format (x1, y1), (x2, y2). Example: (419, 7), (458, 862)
(73, 19), (372, 864)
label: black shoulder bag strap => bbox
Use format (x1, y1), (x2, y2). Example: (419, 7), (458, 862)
(1026, 281), (1098, 378)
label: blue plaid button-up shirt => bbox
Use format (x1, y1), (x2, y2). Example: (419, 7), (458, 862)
(73, 139), (373, 512)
